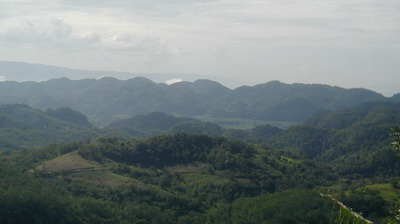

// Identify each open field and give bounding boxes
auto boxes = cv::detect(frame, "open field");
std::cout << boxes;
[364,182,400,203]
[32,151,99,173]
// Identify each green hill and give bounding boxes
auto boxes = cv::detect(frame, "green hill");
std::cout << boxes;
[269,105,400,179]
[106,111,283,142]
[0,104,100,150]
[106,112,200,137]
[1,123,398,223]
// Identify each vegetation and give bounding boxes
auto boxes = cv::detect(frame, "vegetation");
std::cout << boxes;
[390,127,400,151]
[0,104,100,150]
[0,134,338,224]
[0,127,398,223]
[105,112,283,143]
[0,80,399,223]
[268,106,400,180]
[321,194,373,224]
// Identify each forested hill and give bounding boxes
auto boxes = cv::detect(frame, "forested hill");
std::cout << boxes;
[0,104,100,150]
[106,111,283,141]
[1,104,400,222]
[0,133,338,224]
[268,104,400,178]
[0,77,390,126]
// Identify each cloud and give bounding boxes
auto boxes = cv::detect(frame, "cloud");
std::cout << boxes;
[107,33,171,52]
[0,76,6,81]
[0,15,174,65]
[164,78,182,85]
[73,30,101,43]
[0,0,399,95]
[2,17,72,43]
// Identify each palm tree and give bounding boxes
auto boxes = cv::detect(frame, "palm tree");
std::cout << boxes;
[321,194,373,224]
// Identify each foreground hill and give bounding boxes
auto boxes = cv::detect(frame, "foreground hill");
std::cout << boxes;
[3,130,398,223]
[1,133,338,224]
[0,77,390,126]
[0,104,100,150]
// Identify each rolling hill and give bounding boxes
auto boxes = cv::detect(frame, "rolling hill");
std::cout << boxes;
[0,104,100,150]
[268,104,400,178]
[106,111,284,143]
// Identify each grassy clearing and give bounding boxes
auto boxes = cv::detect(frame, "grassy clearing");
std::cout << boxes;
[364,182,400,203]
[33,151,99,173]
[67,170,133,187]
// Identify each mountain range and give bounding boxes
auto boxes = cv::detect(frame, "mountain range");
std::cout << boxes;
[0,76,396,127]
[0,63,400,223]
[0,61,245,87]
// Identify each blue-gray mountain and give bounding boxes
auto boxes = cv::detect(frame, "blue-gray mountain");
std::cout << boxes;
[0,61,204,83]
[0,76,396,126]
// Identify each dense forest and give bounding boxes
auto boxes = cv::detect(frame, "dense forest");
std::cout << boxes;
[0,79,400,223]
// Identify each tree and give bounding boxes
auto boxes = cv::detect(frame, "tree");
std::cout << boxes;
[390,127,400,151]
[389,127,400,223]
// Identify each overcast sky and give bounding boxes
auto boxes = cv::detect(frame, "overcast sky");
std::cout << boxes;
[0,0,399,95]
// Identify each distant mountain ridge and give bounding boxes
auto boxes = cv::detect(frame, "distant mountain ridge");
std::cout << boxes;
[0,76,394,126]
[0,61,242,87]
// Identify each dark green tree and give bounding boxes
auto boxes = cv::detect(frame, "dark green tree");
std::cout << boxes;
[390,127,400,151]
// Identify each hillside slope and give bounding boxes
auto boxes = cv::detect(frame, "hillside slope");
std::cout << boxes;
[0,104,100,150]
[269,104,400,178]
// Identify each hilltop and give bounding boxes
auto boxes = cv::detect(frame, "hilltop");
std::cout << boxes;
[0,104,100,150]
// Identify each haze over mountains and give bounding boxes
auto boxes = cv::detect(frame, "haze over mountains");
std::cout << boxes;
[1,62,400,223]
[0,61,246,88]
[0,75,395,127]
[1,0,399,220]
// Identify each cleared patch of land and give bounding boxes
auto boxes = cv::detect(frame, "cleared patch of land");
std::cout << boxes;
[364,182,400,203]
[32,151,99,173]
[66,170,133,187]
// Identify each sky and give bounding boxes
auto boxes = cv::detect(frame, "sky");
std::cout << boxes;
[0,0,399,96]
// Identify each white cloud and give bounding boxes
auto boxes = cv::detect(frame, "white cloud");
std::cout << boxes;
[2,17,72,43]
[164,78,182,85]
[0,15,174,65]
[73,30,101,43]
[0,76,6,81]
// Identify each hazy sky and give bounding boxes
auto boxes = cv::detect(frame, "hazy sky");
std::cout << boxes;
[0,0,399,95]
